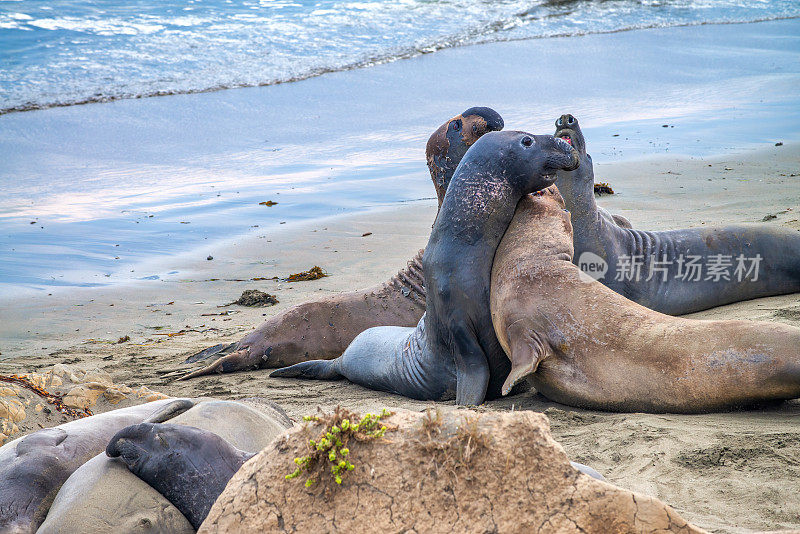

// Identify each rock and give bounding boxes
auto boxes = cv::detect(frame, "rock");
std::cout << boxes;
[82,370,113,389]
[201,408,704,534]
[63,384,107,410]
[0,365,169,445]
[0,398,25,423]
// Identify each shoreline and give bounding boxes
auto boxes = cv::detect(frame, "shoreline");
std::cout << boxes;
[3,15,798,118]
[2,18,800,297]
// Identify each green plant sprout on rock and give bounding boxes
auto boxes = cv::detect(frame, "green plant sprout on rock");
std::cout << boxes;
[285,407,393,488]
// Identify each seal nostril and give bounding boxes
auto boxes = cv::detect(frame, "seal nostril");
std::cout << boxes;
[521,136,533,147]
[567,116,575,125]
[556,118,563,127]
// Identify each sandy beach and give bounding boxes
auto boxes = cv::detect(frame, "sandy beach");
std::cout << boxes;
[3,142,799,533]
[1,17,800,534]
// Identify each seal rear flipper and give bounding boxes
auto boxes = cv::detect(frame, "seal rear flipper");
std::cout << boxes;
[501,320,549,396]
[184,342,236,363]
[270,359,343,380]
[176,349,259,381]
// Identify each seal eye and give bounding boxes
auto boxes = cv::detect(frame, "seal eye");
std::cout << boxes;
[452,120,462,132]
[472,123,478,135]
[556,118,563,127]
[521,136,533,147]
[567,116,575,125]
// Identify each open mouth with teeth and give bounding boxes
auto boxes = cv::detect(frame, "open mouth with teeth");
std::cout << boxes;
[556,130,573,146]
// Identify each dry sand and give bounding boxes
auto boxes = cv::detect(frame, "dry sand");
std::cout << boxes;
[1,143,799,533]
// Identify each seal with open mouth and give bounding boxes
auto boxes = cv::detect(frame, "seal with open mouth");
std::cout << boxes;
[555,113,800,315]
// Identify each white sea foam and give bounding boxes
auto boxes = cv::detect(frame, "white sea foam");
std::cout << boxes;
[1,0,799,113]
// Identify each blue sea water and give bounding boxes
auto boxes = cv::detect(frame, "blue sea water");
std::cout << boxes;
[0,1,799,297]
[1,0,799,113]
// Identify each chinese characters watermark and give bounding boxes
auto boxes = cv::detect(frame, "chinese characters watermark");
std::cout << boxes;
[578,252,762,283]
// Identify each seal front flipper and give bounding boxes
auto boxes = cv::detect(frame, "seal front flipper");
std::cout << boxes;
[500,319,550,396]
[450,324,491,405]
[143,398,195,423]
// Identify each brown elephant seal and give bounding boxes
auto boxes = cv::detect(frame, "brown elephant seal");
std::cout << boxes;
[0,398,193,533]
[37,399,292,534]
[178,107,504,380]
[490,186,800,413]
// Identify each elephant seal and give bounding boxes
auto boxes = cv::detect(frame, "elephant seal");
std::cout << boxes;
[491,186,800,413]
[271,131,579,405]
[0,398,193,534]
[555,113,800,315]
[553,117,631,229]
[107,423,255,530]
[178,107,504,380]
[37,399,291,534]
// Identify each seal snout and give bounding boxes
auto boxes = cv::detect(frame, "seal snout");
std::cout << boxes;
[551,136,580,171]
[107,423,160,468]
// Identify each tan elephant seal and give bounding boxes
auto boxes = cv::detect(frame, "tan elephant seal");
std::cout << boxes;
[491,186,800,413]
[37,399,292,534]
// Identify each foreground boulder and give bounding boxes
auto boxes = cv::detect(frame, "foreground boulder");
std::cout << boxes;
[201,408,704,533]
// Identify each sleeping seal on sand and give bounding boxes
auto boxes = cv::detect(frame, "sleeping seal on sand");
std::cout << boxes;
[178,107,504,380]
[491,186,800,413]
[271,130,579,404]
[107,423,255,530]
[0,398,193,533]
[37,399,291,534]
[555,113,800,315]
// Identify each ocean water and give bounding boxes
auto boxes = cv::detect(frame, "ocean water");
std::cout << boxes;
[0,3,799,298]
[1,0,799,114]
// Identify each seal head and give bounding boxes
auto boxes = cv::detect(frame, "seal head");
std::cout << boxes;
[427,107,505,205]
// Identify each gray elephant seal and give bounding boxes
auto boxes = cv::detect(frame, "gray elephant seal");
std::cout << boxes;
[555,113,800,315]
[0,398,193,533]
[177,107,504,380]
[107,423,255,529]
[491,186,800,413]
[38,399,291,534]
[271,131,579,405]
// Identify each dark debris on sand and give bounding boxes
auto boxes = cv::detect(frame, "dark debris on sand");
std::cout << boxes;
[594,183,615,196]
[229,289,279,307]
[285,266,328,282]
